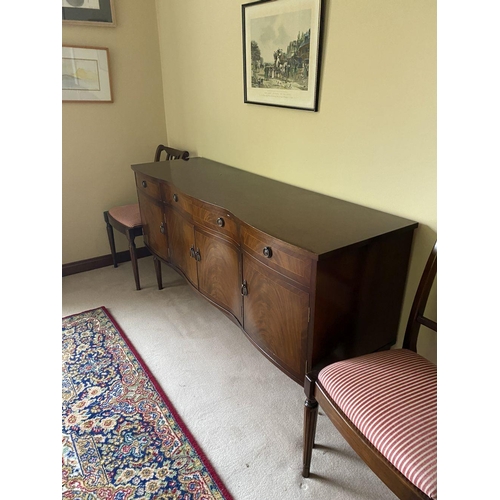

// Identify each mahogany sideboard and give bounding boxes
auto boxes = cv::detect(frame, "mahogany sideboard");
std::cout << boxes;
[132,157,418,385]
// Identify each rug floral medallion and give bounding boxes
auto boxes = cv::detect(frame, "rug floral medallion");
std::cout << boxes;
[62,306,232,500]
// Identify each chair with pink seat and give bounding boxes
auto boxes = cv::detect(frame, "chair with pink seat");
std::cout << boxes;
[103,145,189,290]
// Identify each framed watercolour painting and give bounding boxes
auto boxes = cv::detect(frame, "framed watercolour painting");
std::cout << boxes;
[242,0,324,111]
[62,0,116,27]
[62,46,113,103]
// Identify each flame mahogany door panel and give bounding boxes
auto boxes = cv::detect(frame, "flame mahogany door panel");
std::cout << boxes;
[165,207,198,287]
[242,252,310,381]
[137,190,168,262]
[195,229,242,324]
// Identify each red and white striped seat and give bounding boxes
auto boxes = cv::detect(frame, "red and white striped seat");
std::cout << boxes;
[318,349,437,499]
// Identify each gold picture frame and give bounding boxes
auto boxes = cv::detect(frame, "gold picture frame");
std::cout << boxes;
[62,46,113,103]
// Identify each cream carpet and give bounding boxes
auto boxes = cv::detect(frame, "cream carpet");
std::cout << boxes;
[62,256,397,500]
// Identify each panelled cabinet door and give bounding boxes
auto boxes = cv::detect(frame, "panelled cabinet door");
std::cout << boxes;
[195,229,242,324]
[242,253,310,382]
[165,207,198,287]
[137,191,168,261]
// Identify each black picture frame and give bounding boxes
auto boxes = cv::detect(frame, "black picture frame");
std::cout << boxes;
[242,0,324,111]
[62,0,116,27]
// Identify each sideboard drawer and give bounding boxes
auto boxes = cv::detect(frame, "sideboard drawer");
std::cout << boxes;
[161,183,193,216]
[241,224,313,287]
[192,201,239,244]
[136,173,160,200]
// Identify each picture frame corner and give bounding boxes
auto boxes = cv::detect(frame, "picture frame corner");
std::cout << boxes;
[62,0,116,28]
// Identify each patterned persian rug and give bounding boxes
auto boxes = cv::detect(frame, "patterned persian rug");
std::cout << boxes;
[62,306,232,500]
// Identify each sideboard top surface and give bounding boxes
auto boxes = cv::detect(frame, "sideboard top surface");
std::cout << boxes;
[132,157,418,257]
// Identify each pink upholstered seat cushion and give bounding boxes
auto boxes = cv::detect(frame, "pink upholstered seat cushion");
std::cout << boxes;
[108,203,142,228]
[318,349,437,499]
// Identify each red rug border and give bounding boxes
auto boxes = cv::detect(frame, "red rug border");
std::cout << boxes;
[63,305,234,500]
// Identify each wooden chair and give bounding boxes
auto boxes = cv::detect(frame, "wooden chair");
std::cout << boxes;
[103,145,189,290]
[303,242,437,500]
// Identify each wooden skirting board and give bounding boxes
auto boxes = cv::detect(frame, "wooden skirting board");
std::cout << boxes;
[62,247,151,277]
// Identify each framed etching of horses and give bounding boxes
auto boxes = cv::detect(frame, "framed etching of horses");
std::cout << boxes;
[242,0,324,111]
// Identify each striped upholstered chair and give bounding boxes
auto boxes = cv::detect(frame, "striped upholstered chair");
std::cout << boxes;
[303,241,437,500]
[103,145,189,290]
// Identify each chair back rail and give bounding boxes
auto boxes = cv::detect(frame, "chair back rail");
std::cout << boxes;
[154,144,190,162]
[403,241,437,351]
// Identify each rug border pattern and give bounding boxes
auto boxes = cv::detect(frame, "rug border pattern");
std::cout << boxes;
[62,306,234,500]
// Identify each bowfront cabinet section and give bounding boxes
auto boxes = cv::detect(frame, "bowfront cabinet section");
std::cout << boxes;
[242,253,310,381]
[165,206,198,287]
[164,197,243,324]
[196,230,242,324]
[136,175,168,262]
[132,158,419,386]
[239,223,315,381]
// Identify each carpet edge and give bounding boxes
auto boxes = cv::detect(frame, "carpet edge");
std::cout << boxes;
[63,305,235,500]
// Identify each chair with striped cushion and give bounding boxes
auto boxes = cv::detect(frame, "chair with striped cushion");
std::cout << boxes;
[302,241,437,500]
[103,145,189,290]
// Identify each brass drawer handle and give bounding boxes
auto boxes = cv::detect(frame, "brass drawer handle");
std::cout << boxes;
[241,280,248,296]
[216,217,225,227]
[263,246,272,258]
[173,194,178,202]
[142,180,147,188]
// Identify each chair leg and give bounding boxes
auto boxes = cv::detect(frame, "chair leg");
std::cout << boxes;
[302,372,319,478]
[127,230,141,291]
[103,212,118,268]
[153,255,163,290]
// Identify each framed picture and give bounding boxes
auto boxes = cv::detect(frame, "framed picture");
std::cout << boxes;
[242,0,324,111]
[62,46,113,102]
[62,0,116,27]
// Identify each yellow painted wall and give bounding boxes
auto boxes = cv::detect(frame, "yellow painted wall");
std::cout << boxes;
[62,0,436,360]
[62,0,167,264]
[156,0,437,360]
